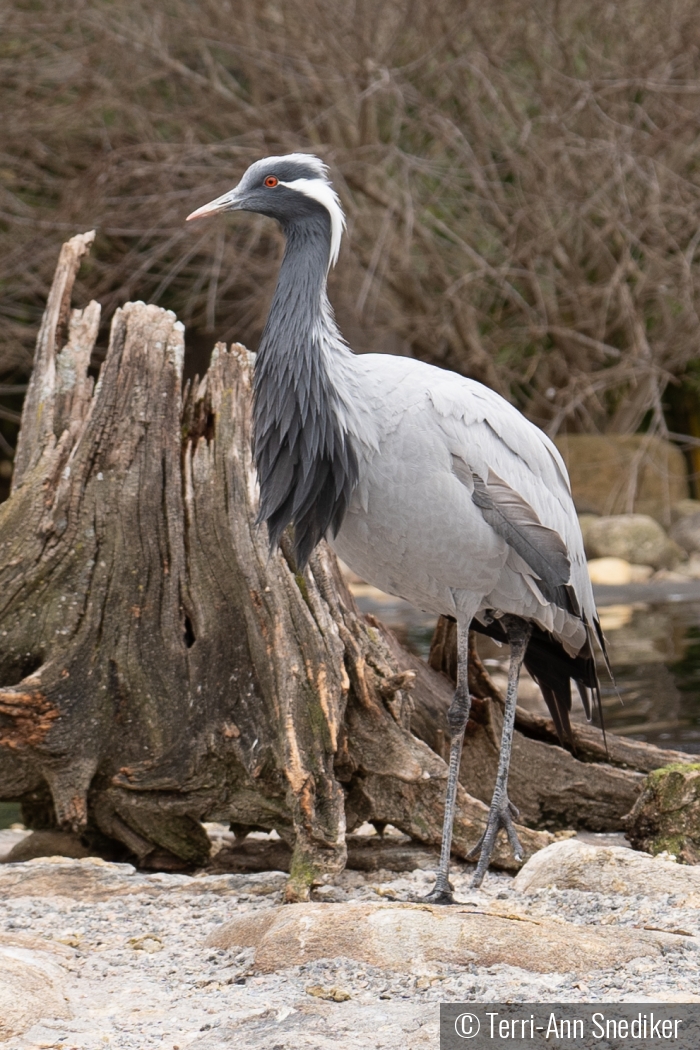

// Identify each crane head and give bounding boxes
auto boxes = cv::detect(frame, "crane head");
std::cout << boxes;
[186,153,346,267]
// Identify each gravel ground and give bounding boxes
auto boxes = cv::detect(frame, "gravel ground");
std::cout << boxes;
[2,837,700,1049]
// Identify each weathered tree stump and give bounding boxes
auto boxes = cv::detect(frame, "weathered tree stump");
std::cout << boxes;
[0,235,695,896]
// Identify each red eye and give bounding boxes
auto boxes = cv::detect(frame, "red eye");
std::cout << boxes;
[264,175,278,188]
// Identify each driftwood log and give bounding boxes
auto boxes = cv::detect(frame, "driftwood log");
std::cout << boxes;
[0,234,694,897]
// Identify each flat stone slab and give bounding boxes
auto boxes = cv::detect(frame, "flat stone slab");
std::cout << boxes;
[513,838,700,904]
[0,938,71,1041]
[0,855,286,900]
[205,899,688,976]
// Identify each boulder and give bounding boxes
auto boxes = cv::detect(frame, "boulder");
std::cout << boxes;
[671,499,700,523]
[625,763,700,864]
[0,942,71,1041]
[584,514,684,569]
[586,557,653,585]
[513,838,700,902]
[554,434,688,521]
[0,829,30,862]
[3,830,92,864]
[577,513,599,548]
[679,553,700,579]
[670,511,700,555]
[205,900,688,976]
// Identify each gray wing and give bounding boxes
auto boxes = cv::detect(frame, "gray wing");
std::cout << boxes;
[425,369,599,637]
[349,353,597,630]
[348,353,607,742]
[466,464,579,616]
[428,371,609,739]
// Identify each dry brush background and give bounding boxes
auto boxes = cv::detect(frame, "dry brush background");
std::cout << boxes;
[3,0,700,493]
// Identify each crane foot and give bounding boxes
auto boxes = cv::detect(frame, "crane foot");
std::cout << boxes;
[467,796,523,888]
[421,871,456,905]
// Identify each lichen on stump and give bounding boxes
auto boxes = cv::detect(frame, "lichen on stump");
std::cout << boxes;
[626,763,700,864]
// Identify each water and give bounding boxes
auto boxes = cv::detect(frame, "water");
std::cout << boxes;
[594,598,700,753]
[0,803,21,830]
[353,584,700,755]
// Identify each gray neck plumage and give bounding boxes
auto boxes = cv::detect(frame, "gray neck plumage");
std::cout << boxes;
[253,212,359,568]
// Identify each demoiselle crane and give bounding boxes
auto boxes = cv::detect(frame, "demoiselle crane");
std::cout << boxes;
[187,154,607,900]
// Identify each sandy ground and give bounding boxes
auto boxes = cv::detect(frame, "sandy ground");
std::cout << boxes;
[1,829,699,1049]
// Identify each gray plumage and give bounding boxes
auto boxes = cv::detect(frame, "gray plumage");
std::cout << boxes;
[253,211,358,566]
[187,154,608,899]
[469,467,579,615]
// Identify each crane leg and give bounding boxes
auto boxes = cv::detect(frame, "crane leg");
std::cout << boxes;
[423,623,472,905]
[468,615,532,888]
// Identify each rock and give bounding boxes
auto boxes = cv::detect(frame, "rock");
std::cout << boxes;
[586,558,654,584]
[128,935,164,953]
[205,900,687,976]
[306,984,352,1002]
[3,830,92,863]
[0,853,698,1042]
[0,944,70,1041]
[649,568,696,583]
[628,563,655,582]
[587,557,631,585]
[577,513,599,547]
[0,828,31,862]
[671,498,700,523]
[670,511,700,554]
[554,434,689,520]
[625,764,700,864]
[0,856,286,900]
[513,838,700,902]
[584,514,684,569]
[678,553,700,579]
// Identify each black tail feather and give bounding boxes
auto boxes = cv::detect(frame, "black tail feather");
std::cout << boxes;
[575,680,592,721]
[538,680,572,746]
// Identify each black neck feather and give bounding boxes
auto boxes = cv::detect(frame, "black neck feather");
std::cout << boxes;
[253,213,358,568]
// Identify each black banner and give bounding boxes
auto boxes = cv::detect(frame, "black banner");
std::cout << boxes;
[440,1003,700,1050]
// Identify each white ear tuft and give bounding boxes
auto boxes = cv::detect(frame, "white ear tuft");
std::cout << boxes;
[279,177,346,269]
[281,153,329,180]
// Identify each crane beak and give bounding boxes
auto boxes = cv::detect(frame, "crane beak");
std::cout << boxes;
[186,188,241,222]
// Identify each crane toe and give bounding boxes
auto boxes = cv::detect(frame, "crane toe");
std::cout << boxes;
[468,795,524,888]
[421,871,457,906]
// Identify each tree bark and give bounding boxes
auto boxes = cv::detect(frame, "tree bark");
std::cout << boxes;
[0,235,691,897]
